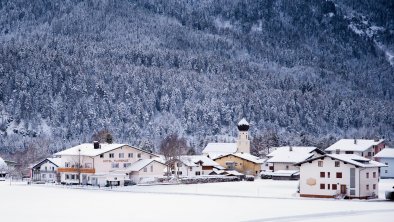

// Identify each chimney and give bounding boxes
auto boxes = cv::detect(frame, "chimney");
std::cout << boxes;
[354,139,357,144]
[93,141,100,149]
[289,146,293,152]
[374,138,379,142]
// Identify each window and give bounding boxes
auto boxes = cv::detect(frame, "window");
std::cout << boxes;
[336,172,342,178]
[124,163,131,168]
[328,184,331,190]
[366,172,369,178]
[42,174,46,178]
[177,162,183,167]
[109,153,114,158]
[335,161,340,167]
[45,166,47,171]
[100,154,104,158]
[119,153,124,158]
[111,163,119,168]
[137,153,142,158]
[320,184,325,189]
[335,149,340,154]
[66,174,70,180]
[332,184,337,190]
[320,172,325,178]
[71,175,75,180]
[361,152,364,156]
[345,151,354,154]
[65,162,70,168]
[385,170,388,173]
[368,152,371,156]
[177,171,182,175]
[327,172,330,178]
[150,165,153,172]
[366,184,369,190]
[286,165,289,170]
[143,167,147,172]
[128,153,133,158]
[195,171,201,176]
[318,161,323,167]
[49,174,52,178]
[189,167,193,171]
[385,162,388,166]
[373,172,376,178]
[373,184,376,190]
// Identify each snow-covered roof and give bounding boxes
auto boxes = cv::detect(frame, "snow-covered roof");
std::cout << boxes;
[238,118,249,126]
[202,143,237,157]
[213,152,265,164]
[325,139,384,152]
[267,146,318,157]
[120,159,165,172]
[179,155,220,167]
[47,158,62,167]
[263,170,300,177]
[297,154,386,168]
[31,157,63,169]
[267,146,318,163]
[54,143,157,157]
[224,170,244,176]
[232,153,266,164]
[374,148,394,158]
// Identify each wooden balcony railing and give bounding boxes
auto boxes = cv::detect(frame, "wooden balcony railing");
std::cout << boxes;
[57,168,95,174]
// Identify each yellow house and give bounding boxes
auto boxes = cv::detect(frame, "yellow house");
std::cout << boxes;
[213,153,265,176]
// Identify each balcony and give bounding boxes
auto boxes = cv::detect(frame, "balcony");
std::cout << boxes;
[57,168,95,174]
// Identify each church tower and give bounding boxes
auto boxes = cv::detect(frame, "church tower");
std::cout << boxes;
[237,118,250,153]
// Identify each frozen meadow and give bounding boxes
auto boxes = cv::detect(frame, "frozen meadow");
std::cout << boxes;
[1,179,393,222]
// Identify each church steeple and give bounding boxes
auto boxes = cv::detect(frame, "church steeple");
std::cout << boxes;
[237,118,250,153]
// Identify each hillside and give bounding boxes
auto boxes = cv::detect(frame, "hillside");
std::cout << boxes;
[0,0,393,155]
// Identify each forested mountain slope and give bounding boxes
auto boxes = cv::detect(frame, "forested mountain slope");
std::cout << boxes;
[0,0,393,155]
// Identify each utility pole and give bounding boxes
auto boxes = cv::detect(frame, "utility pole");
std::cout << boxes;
[78,148,81,185]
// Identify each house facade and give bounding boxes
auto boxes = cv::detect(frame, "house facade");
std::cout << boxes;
[53,142,158,186]
[213,153,265,176]
[0,156,7,181]
[325,139,385,159]
[31,158,61,183]
[374,148,394,178]
[296,154,385,199]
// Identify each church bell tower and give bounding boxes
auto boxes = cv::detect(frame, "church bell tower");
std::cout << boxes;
[237,118,250,153]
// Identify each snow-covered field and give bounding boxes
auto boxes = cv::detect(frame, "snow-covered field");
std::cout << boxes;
[1,179,393,222]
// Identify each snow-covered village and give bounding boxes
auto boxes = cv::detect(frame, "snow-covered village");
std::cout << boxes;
[1,0,394,222]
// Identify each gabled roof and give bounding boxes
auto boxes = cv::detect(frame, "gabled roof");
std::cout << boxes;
[267,146,319,157]
[202,143,237,155]
[296,154,386,168]
[31,158,62,169]
[54,143,158,157]
[325,139,384,152]
[374,148,394,158]
[116,159,166,173]
[213,152,265,164]
[266,146,320,163]
[179,155,220,167]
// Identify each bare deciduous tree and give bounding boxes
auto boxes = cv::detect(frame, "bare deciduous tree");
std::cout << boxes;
[159,134,188,178]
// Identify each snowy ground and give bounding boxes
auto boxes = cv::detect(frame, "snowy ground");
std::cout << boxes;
[1,179,393,222]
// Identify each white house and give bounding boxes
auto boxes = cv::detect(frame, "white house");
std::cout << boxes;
[374,148,394,178]
[169,155,221,177]
[202,118,250,159]
[325,139,385,159]
[30,158,62,183]
[0,156,7,181]
[53,141,159,186]
[266,146,325,172]
[296,154,386,199]
[114,159,167,184]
